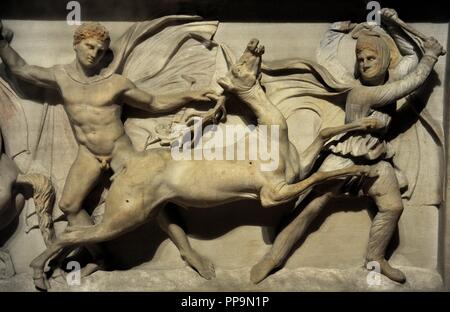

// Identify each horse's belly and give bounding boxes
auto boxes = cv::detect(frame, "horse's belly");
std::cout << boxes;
[165,160,260,207]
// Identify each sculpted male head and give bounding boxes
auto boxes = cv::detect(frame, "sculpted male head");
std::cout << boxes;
[73,22,110,69]
[355,33,391,86]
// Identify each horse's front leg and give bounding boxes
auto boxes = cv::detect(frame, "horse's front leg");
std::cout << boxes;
[299,118,383,178]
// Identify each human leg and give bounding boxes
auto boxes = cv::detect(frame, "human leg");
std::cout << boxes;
[363,161,405,283]
[58,146,102,227]
[57,146,104,274]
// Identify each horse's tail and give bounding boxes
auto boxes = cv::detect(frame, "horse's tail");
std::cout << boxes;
[17,173,55,246]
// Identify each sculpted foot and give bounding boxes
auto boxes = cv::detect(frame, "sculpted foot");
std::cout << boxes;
[250,254,277,284]
[80,260,106,278]
[182,251,216,280]
[367,259,406,284]
[378,259,406,283]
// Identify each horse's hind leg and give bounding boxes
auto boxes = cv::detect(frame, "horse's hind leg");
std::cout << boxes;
[30,223,119,291]
[30,181,164,290]
[157,205,215,279]
[261,165,370,207]
[299,118,382,178]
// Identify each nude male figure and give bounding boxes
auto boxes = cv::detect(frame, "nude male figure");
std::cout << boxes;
[0,21,214,273]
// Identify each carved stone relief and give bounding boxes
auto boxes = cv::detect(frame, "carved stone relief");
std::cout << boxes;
[0,6,448,291]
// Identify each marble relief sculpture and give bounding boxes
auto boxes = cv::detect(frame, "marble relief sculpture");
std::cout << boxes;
[0,7,446,291]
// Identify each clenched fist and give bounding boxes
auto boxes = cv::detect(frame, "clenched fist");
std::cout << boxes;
[424,36,444,57]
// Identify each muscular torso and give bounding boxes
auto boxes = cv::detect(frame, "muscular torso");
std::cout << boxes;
[54,66,132,156]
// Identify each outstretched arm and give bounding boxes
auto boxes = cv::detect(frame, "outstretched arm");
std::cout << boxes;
[121,83,215,114]
[0,22,56,89]
[348,36,443,109]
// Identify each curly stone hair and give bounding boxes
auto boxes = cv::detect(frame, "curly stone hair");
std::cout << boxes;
[73,22,110,46]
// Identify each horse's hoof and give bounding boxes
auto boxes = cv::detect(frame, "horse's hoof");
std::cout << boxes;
[198,260,216,280]
[250,256,276,284]
[183,252,216,280]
